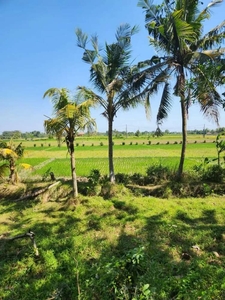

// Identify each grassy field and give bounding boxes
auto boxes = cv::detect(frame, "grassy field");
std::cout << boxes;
[13,134,219,179]
[1,189,225,299]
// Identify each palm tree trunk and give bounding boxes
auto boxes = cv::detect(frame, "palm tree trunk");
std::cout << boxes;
[177,73,187,180]
[108,117,115,183]
[9,158,16,183]
[68,135,78,197]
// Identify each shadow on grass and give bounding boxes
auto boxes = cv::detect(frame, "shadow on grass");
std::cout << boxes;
[1,197,225,299]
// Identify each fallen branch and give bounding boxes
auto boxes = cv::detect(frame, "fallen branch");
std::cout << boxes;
[2,230,39,256]
[14,181,61,201]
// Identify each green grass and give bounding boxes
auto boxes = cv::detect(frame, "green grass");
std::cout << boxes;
[1,189,225,299]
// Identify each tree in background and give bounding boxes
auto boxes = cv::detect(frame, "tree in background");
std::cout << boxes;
[43,88,96,197]
[76,24,153,183]
[137,0,225,179]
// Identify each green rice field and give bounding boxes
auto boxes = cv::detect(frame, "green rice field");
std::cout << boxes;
[15,134,220,178]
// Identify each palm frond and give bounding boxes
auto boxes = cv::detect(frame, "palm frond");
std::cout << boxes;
[77,86,107,110]
[157,82,172,125]
[76,28,88,49]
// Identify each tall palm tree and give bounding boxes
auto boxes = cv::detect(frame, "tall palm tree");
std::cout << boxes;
[76,24,151,183]
[43,88,96,197]
[137,0,225,179]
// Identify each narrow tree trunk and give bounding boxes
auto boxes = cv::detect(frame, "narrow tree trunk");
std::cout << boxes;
[9,158,16,183]
[177,73,187,180]
[68,135,78,197]
[108,117,115,183]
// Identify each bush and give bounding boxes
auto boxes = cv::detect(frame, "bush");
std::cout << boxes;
[202,164,224,183]
[79,169,102,196]
[115,173,130,185]
[146,164,172,184]
[130,173,145,185]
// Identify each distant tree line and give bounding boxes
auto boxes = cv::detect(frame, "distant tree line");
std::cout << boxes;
[0,131,47,140]
[1,128,225,140]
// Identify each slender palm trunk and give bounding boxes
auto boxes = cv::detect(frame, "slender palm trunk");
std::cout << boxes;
[108,117,115,183]
[9,158,16,183]
[68,135,78,197]
[177,72,187,180]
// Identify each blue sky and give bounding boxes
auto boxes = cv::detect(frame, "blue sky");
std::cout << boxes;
[0,0,225,134]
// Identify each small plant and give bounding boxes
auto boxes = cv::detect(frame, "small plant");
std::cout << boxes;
[42,167,52,181]
[122,142,125,145]
[215,132,225,166]
[34,144,36,147]
[100,142,104,146]
[130,141,133,145]
[76,143,79,146]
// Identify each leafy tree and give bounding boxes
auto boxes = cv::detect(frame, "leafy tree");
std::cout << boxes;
[76,24,149,183]
[43,88,96,197]
[138,0,225,179]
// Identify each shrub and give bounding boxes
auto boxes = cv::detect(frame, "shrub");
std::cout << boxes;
[130,141,133,145]
[148,140,151,145]
[202,165,224,183]
[34,144,36,147]
[76,143,79,146]
[100,142,104,146]
[130,173,145,185]
[115,173,130,185]
[146,164,172,184]
[122,142,125,145]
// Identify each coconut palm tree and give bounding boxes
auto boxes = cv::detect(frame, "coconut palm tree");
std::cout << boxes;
[137,0,225,179]
[76,23,154,183]
[43,88,96,197]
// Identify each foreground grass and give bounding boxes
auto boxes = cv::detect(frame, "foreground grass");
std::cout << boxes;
[1,185,225,299]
